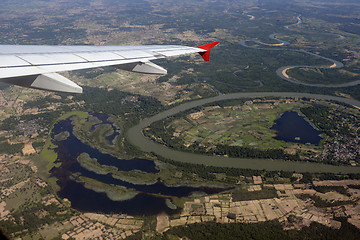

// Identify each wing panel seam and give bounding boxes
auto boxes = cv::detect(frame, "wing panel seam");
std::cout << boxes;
[15,55,33,66]
[0,56,157,69]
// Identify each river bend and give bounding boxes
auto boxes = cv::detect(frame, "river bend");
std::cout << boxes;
[127,92,360,174]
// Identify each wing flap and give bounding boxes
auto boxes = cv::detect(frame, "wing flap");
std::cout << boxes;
[114,61,167,75]
[0,55,31,67]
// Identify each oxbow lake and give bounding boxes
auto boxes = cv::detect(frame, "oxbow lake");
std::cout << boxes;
[271,111,323,145]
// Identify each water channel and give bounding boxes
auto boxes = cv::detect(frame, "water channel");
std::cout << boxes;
[51,117,227,215]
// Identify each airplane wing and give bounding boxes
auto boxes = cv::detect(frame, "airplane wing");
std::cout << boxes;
[0,41,219,94]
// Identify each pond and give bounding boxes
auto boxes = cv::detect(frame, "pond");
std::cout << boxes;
[271,111,323,145]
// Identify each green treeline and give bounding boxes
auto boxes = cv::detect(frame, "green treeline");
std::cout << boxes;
[22,95,71,110]
[207,144,300,160]
[127,220,360,240]
[1,116,22,131]
[155,153,284,182]
[164,220,360,240]
[0,111,63,136]
[313,185,349,196]
[32,141,45,151]
[71,66,116,79]
[1,202,73,236]
[232,187,278,201]
[74,87,164,127]
[154,154,360,183]
[287,68,358,85]
[297,194,354,208]
[0,141,23,154]
[301,105,359,137]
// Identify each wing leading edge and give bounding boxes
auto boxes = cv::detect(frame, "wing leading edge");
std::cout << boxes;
[0,41,219,93]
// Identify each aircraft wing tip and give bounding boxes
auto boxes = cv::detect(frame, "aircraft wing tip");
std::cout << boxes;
[196,41,220,62]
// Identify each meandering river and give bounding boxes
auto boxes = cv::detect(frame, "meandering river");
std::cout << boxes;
[240,14,360,88]
[127,92,360,174]
[51,14,360,216]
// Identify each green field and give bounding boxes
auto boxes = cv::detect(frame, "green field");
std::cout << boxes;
[287,68,359,84]
[145,97,360,165]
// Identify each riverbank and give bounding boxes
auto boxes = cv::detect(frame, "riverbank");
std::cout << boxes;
[127,92,360,173]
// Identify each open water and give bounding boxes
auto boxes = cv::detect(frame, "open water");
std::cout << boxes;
[51,116,225,215]
[271,111,323,145]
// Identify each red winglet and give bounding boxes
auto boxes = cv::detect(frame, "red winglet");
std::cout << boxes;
[196,41,220,62]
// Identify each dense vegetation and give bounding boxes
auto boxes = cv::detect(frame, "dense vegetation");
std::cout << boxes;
[313,185,349,196]
[74,87,164,127]
[300,105,360,138]
[0,112,63,132]
[22,95,71,110]
[300,104,360,164]
[232,187,278,201]
[0,87,164,138]
[0,141,24,155]
[127,220,360,240]
[1,202,73,235]
[287,68,358,85]
[155,154,360,183]
[296,194,354,208]
[206,144,300,160]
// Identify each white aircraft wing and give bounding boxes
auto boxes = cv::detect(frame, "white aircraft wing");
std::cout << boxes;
[0,41,219,94]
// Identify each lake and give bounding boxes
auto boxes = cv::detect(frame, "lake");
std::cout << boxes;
[51,116,226,216]
[271,111,323,145]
